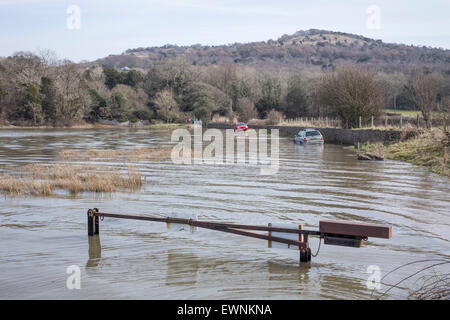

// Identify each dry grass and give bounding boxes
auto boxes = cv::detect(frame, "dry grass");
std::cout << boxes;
[0,175,54,196]
[409,273,449,300]
[356,129,449,176]
[279,117,342,128]
[0,163,144,196]
[210,115,235,124]
[247,118,269,126]
[58,147,172,162]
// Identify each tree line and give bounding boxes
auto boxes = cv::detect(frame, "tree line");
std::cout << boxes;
[0,50,449,129]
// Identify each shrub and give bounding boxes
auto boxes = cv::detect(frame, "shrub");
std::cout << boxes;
[266,109,283,125]
[236,97,258,122]
[132,109,153,121]
[109,92,129,122]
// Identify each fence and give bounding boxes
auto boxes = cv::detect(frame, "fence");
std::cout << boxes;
[281,117,342,128]
[281,114,445,130]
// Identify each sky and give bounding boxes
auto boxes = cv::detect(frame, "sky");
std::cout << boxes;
[0,0,449,62]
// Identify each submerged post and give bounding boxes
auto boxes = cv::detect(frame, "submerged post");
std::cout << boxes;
[94,208,99,235]
[87,209,94,236]
[299,234,311,263]
[87,208,100,236]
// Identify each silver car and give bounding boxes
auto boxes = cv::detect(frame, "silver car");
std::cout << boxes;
[294,129,324,144]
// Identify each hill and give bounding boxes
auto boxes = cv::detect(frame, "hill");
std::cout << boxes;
[91,29,450,73]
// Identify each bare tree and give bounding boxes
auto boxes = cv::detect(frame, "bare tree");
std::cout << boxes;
[236,97,258,122]
[316,66,386,128]
[408,72,438,129]
[377,72,407,110]
[440,95,450,133]
[153,89,179,122]
[54,62,90,125]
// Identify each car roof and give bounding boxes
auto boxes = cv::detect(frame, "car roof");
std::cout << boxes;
[299,128,321,132]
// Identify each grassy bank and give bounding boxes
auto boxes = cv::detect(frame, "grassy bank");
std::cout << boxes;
[350,129,449,176]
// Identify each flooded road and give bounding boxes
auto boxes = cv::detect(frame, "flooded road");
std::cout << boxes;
[0,128,449,299]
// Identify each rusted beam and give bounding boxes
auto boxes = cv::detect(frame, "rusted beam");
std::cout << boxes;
[94,212,320,236]
[198,223,307,249]
[95,212,167,223]
[93,211,308,248]
[319,220,392,239]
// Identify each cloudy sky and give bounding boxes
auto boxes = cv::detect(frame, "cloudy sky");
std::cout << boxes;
[0,0,449,62]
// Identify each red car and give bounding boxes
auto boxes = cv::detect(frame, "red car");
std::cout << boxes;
[233,122,248,131]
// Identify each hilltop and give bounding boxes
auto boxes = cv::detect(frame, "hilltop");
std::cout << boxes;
[91,29,450,73]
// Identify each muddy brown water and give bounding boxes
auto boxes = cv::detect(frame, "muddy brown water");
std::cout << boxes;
[0,128,449,299]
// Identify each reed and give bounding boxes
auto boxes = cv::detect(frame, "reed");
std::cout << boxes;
[0,174,55,196]
[0,163,144,196]
[58,147,172,162]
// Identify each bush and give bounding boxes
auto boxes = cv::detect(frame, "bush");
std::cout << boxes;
[255,75,282,118]
[103,68,124,89]
[109,92,129,122]
[284,80,309,118]
[153,89,180,122]
[87,89,108,122]
[236,97,258,122]
[266,109,283,125]
[132,109,153,121]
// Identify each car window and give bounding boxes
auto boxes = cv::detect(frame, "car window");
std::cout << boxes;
[306,131,321,137]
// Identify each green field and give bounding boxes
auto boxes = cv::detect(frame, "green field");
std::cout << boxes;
[385,109,421,117]
[385,109,443,119]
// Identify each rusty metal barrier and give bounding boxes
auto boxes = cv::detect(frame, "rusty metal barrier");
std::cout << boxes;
[87,208,392,264]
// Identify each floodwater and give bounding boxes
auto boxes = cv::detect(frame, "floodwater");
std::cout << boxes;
[0,128,449,300]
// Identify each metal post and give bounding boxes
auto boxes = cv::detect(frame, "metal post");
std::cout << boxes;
[87,208,100,236]
[299,234,311,263]
[87,209,94,236]
[94,208,99,235]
